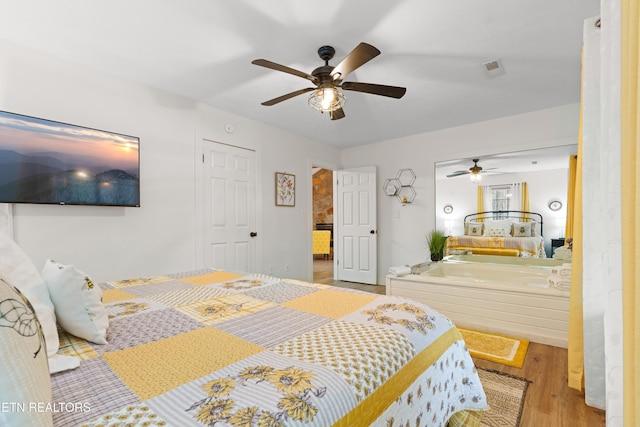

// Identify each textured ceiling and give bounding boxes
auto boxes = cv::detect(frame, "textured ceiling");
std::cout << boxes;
[0,0,600,148]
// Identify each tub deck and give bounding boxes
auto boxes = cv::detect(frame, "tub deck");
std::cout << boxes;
[386,257,570,347]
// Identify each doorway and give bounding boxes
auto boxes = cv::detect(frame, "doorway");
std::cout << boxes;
[312,166,334,282]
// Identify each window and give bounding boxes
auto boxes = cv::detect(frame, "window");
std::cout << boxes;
[490,186,511,218]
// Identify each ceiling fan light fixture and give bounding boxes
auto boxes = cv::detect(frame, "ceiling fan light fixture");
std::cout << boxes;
[470,171,482,182]
[308,84,345,113]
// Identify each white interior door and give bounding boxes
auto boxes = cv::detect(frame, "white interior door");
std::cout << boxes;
[335,166,377,284]
[203,141,257,271]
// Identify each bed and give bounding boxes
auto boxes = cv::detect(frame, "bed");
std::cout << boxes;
[445,210,546,258]
[1,232,488,427]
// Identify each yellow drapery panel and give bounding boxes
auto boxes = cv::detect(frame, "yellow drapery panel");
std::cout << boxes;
[476,185,484,221]
[568,49,585,392]
[621,0,639,425]
[521,182,529,221]
[565,155,578,240]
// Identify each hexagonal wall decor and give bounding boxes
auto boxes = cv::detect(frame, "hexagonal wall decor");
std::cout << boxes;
[395,168,416,187]
[384,168,416,204]
[383,178,400,196]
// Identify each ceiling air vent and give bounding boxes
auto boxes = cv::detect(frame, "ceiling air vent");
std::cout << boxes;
[482,59,505,78]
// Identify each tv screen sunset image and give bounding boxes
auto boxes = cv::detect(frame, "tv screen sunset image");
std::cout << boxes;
[0,111,140,207]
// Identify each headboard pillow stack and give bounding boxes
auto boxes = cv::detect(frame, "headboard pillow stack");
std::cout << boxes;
[0,277,54,427]
[464,219,540,237]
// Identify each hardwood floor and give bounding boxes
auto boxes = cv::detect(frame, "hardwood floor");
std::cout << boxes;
[313,256,385,293]
[312,258,606,427]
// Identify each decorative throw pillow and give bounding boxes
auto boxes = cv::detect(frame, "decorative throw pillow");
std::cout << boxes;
[465,221,484,236]
[530,221,540,236]
[0,277,53,427]
[484,227,506,237]
[42,259,109,345]
[0,233,59,362]
[512,222,532,237]
[482,219,513,237]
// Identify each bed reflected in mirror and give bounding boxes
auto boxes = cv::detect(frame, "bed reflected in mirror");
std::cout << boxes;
[435,145,577,258]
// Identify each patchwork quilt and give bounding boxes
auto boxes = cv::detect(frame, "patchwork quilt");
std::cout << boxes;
[446,235,546,258]
[51,269,487,426]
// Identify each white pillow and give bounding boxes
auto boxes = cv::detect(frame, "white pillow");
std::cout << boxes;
[530,221,540,236]
[0,277,53,427]
[482,219,513,237]
[0,233,59,362]
[512,222,532,237]
[465,221,484,236]
[42,259,109,345]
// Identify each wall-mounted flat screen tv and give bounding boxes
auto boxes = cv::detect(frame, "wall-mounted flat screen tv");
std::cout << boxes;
[0,110,140,207]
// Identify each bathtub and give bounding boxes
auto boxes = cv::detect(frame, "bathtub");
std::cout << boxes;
[386,255,570,347]
[418,254,566,287]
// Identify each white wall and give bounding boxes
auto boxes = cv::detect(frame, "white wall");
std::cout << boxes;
[0,39,581,286]
[0,39,341,282]
[341,104,579,283]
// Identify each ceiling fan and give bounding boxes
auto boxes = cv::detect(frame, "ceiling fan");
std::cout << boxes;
[446,159,498,181]
[251,42,406,120]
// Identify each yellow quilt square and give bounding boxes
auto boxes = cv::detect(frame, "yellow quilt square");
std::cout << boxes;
[102,288,138,303]
[108,276,173,288]
[102,327,263,400]
[180,271,244,286]
[281,289,377,319]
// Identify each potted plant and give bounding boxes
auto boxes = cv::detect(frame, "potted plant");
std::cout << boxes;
[427,229,447,262]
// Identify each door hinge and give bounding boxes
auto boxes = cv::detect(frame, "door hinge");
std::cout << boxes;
[202,154,205,163]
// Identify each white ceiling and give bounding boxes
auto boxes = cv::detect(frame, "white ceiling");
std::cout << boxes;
[435,144,578,181]
[0,0,600,149]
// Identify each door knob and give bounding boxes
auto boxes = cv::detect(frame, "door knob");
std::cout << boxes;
[250,232,257,237]
[370,230,376,234]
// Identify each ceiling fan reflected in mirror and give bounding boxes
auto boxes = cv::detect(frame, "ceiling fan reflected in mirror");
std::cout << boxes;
[251,42,407,120]
[446,159,498,182]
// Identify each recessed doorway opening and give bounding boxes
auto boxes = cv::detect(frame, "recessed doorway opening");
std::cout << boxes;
[312,166,334,282]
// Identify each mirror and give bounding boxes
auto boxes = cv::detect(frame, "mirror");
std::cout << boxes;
[435,145,578,256]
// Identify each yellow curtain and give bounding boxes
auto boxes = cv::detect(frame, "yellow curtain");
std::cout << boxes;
[621,0,639,425]
[568,49,585,391]
[521,182,529,221]
[565,155,578,240]
[477,185,484,221]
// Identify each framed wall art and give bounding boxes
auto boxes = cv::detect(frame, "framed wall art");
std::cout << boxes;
[275,172,295,206]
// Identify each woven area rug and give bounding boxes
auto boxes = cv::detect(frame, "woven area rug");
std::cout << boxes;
[478,368,529,427]
[458,328,530,368]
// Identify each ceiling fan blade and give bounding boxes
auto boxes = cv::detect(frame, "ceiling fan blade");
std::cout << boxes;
[330,42,380,81]
[330,107,345,120]
[260,88,315,106]
[341,82,406,99]
[252,59,318,83]
[446,170,471,178]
